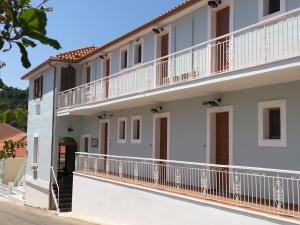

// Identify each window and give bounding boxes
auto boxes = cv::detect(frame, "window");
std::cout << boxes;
[134,42,143,64]
[120,47,128,70]
[260,0,285,19]
[118,118,127,143]
[84,137,89,152]
[131,116,142,143]
[34,76,43,99]
[33,136,39,165]
[258,100,287,147]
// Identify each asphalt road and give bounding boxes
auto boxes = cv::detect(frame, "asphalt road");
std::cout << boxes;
[0,200,97,225]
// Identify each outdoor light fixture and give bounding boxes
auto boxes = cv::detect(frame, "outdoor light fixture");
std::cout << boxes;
[208,0,221,8]
[152,26,164,34]
[150,106,163,113]
[99,55,104,59]
[202,98,222,107]
[67,127,74,132]
[68,64,74,69]
[97,113,107,119]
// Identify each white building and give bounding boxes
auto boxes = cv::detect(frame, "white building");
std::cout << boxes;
[22,0,300,224]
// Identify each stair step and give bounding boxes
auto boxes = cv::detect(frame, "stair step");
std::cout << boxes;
[59,207,72,212]
[59,202,72,208]
[58,198,72,204]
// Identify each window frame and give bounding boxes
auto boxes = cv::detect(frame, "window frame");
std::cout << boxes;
[258,99,287,147]
[133,39,144,65]
[119,45,129,70]
[33,134,39,167]
[131,115,142,144]
[83,63,92,84]
[33,75,43,100]
[117,117,127,144]
[259,0,286,21]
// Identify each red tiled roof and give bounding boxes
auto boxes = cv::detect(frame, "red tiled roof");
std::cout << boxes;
[0,123,23,140]
[0,132,27,158]
[53,46,99,63]
[21,46,99,80]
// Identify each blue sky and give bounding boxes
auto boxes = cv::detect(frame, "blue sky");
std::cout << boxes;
[0,0,183,90]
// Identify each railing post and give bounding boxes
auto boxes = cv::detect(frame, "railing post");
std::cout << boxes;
[207,42,212,76]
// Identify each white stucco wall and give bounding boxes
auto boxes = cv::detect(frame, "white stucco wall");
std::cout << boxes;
[72,173,296,225]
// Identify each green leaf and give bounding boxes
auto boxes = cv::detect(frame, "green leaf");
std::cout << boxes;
[23,30,61,49]
[22,37,36,47]
[16,42,31,68]
[18,8,47,35]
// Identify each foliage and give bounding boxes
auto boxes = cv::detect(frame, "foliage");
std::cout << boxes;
[0,0,61,68]
[0,140,25,159]
[0,79,28,130]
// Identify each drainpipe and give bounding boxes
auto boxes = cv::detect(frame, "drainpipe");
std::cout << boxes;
[48,60,57,210]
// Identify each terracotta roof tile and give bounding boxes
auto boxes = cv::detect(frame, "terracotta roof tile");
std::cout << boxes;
[53,46,99,62]
[0,123,23,140]
[0,133,27,158]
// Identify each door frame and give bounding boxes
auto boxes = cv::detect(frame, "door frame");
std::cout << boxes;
[80,134,91,153]
[152,112,170,160]
[99,119,110,155]
[206,105,233,165]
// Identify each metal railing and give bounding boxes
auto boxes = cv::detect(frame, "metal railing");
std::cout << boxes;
[50,166,60,213]
[75,152,300,220]
[58,8,300,110]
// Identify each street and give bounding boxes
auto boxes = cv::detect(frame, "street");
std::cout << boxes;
[0,200,97,225]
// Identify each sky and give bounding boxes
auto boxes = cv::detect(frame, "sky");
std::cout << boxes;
[0,0,183,90]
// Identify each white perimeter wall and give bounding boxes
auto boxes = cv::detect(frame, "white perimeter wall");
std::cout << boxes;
[72,173,297,225]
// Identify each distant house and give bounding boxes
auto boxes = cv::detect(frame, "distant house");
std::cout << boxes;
[0,123,26,184]
[0,123,23,140]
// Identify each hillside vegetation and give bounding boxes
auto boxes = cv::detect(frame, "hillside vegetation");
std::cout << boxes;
[0,79,28,131]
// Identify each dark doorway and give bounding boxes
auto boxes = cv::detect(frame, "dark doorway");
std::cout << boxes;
[157,33,169,86]
[58,137,77,180]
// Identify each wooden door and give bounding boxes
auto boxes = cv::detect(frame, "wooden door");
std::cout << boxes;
[216,7,230,72]
[101,122,109,172]
[215,112,229,194]
[158,34,169,86]
[60,67,76,92]
[86,66,91,83]
[103,58,110,99]
[159,117,168,183]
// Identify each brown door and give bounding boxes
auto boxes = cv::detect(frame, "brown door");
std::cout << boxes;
[215,112,229,194]
[216,7,230,72]
[101,122,109,172]
[103,58,110,99]
[60,67,76,92]
[159,117,168,183]
[158,34,169,86]
[86,66,91,83]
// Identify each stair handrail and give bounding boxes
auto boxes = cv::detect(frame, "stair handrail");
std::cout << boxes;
[50,166,60,213]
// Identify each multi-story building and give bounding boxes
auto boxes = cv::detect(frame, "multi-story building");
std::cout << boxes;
[22,0,300,224]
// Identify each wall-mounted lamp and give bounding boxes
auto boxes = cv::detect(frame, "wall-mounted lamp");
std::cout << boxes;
[97,113,107,119]
[150,106,163,113]
[99,55,104,59]
[152,26,164,34]
[202,98,222,107]
[208,0,221,8]
[67,127,74,132]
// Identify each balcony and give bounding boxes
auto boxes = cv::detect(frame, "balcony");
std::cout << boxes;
[75,152,300,222]
[57,8,300,113]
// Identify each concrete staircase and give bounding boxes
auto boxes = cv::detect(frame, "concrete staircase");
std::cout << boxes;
[52,176,73,213]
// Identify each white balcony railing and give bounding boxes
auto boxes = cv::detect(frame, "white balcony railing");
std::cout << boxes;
[58,8,300,110]
[75,152,300,220]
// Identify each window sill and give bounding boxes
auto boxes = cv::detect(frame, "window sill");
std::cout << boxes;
[260,10,284,21]
[117,139,126,144]
[258,139,287,148]
[131,139,141,144]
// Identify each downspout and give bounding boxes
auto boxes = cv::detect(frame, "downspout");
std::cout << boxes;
[48,60,57,210]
